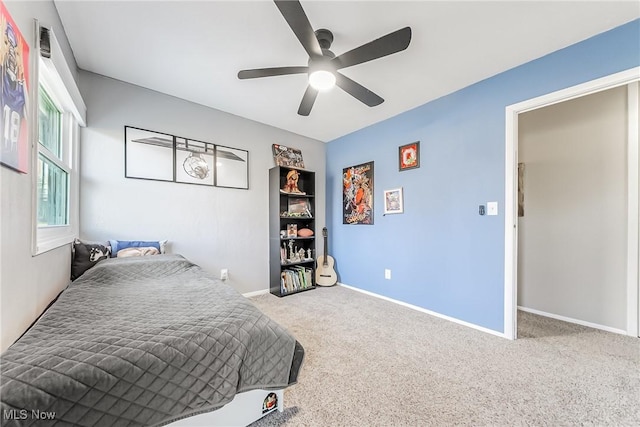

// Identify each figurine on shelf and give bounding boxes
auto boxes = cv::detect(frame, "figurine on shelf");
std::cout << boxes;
[281,169,306,194]
[288,240,296,262]
[307,248,312,259]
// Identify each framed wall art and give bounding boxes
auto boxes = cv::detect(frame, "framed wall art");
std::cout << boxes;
[215,145,249,189]
[399,141,420,171]
[343,161,374,225]
[176,137,214,186]
[124,126,249,189]
[125,127,174,182]
[0,2,30,173]
[383,187,404,215]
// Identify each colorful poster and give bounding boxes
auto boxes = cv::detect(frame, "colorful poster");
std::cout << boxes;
[0,0,29,173]
[343,161,374,225]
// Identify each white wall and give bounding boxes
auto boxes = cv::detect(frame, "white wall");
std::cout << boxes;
[517,86,628,330]
[78,71,326,294]
[0,1,79,352]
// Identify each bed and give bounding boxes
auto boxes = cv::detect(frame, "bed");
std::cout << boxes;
[0,255,304,426]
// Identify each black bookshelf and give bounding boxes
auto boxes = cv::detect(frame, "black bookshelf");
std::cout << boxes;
[269,167,316,296]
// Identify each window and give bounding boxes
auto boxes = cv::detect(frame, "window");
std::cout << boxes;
[32,25,85,255]
[37,86,68,227]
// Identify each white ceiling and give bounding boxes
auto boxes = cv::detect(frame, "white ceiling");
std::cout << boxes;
[54,1,639,142]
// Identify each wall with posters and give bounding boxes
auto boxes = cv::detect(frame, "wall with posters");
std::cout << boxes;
[326,19,640,335]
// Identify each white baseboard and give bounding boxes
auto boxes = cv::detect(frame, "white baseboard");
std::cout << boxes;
[518,306,627,335]
[339,283,508,339]
[243,289,270,298]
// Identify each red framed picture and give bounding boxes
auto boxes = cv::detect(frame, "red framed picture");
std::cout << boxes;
[399,141,420,171]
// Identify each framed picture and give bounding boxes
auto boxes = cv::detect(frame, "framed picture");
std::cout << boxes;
[125,126,174,182]
[272,144,304,169]
[383,188,404,215]
[175,137,214,186]
[0,2,30,173]
[215,145,249,189]
[399,141,420,171]
[124,126,250,189]
[343,161,374,225]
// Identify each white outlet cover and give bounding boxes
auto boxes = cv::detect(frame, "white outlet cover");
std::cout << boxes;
[384,269,391,279]
[487,201,498,216]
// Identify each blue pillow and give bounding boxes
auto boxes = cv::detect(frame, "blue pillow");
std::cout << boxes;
[109,240,167,257]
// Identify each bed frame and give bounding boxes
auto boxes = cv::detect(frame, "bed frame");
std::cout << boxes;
[168,389,284,426]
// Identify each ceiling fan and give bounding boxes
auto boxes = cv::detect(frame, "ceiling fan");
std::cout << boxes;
[238,0,412,116]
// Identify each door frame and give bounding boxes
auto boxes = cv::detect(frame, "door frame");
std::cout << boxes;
[504,67,640,339]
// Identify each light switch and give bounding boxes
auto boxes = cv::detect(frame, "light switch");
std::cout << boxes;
[487,201,498,216]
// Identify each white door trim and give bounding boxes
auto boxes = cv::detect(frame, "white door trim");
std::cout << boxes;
[627,82,639,337]
[504,67,640,340]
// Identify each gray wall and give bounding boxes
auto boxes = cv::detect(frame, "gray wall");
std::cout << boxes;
[0,1,79,352]
[517,86,629,330]
[78,71,326,295]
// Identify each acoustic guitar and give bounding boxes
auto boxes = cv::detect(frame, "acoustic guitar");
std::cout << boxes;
[316,227,337,286]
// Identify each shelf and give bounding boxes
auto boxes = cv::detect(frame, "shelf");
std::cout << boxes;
[270,166,316,298]
[281,259,314,267]
[280,285,316,296]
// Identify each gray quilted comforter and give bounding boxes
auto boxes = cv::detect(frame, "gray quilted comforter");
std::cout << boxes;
[1,255,300,426]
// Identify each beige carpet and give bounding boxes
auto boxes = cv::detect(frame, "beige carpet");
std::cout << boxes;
[248,285,640,427]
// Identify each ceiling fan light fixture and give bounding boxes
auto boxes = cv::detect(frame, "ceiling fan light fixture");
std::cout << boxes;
[308,69,335,91]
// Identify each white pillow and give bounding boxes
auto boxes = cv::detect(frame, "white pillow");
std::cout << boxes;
[117,247,160,257]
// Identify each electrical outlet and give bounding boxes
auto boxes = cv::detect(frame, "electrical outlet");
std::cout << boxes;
[384,269,391,280]
[487,201,498,216]
[220,269,229,280]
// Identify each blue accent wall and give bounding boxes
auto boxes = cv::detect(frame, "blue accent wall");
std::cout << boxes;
[326,20,640,333]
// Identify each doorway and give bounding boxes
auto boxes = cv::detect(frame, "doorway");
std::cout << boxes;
[504,68,640,339]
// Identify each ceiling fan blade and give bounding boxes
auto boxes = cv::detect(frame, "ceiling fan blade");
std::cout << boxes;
[335,72,384,107]
[274,0,323,59]
[238,66,308,79]
[332,27,412,70]
[298,85,319,116]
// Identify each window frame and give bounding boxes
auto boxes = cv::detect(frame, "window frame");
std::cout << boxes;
[31,47,79,255]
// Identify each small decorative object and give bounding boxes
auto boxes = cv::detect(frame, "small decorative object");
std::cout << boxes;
[297,228,313,237]
[288,240,294,261]
[383,187,404,214]
[0,2,30,174]
[343,161,374,225]
[281,169,305,194]
[280,230,286,238]
[399,141,420,171]
[287,224,298,238]
[272,144,304,169]
[307,248,312,259]
[288,198,311,216]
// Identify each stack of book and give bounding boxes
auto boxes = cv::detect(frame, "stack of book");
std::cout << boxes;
[280,267,313,294]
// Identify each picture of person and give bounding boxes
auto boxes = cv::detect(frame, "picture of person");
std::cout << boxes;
[0,3,29,173]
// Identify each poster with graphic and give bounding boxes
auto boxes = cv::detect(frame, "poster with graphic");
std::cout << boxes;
[343,161,374,225]
[0,0,29,173]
